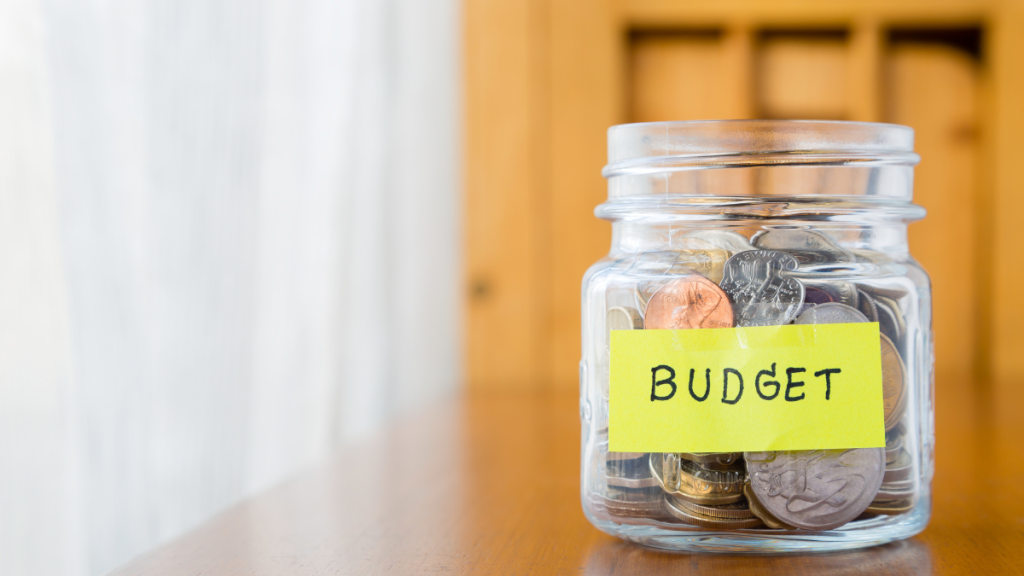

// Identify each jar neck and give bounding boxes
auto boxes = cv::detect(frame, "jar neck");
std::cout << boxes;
[608,218,911,260]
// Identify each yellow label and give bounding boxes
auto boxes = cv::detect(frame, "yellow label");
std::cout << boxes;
[609,323,885,453]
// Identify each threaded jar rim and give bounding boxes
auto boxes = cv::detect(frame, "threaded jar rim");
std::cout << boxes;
[603,120,919,179]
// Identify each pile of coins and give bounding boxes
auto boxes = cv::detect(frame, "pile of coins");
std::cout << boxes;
[593,228,916,531]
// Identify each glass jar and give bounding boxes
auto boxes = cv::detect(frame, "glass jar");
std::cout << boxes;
[580,120,932,552]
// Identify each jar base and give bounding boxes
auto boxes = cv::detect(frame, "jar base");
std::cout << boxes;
[585,501,930,554]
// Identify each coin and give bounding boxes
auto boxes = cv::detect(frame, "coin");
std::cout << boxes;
[743,482,795,530]
[873,480,915,502]
[804,286,838,305]
[875,294,907,340]
[650,453,745,505]
[880,333,908,431]
[607,453,656,488]
[751,228,854,266]
[597,487,669,519]
[669,496,757,520]
[745,449,885,530]
[883,450,913,483]
[663,495,765,529]
[886,432,903,465]
[670,249,730,284]
[865,498,915,515]
[856,288,879,322]
[607,306,642,331]
[679,230,754,253]
[794,302,870,325]
[719,250,804,326]
[872,295,906,347]
[804,281,859,308]
[679,452,744,471]
[644,275,734,330]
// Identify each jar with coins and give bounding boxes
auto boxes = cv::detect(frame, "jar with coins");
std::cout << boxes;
[580,121,932,552]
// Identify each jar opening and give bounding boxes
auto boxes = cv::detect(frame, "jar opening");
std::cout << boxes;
[603,120,919,203]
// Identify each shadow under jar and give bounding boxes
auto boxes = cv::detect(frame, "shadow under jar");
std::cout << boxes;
[580,120,933,553]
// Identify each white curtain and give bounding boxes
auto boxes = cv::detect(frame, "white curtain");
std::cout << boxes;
[0,0,461,573]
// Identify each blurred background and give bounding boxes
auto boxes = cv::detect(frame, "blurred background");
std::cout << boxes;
[4,0,1024,574]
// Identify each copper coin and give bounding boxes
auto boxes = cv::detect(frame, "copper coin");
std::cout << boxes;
[644,275,734,330]
[881,333,907,431]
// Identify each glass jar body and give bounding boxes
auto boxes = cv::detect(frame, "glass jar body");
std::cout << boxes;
[580,213,934,553]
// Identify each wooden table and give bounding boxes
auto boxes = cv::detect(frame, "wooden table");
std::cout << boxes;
[111,385,1024,575]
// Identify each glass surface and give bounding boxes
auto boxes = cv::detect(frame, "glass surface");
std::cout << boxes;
[580,120,933,553]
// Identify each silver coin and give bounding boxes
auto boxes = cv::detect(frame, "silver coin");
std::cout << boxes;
[802,281,859,308]
[794,302,870,325]
[856,289,879,322]
[679,230,754,253]
[751,229,854,266]
[883,449,913,483]
[872,296,903,346]
[873,482,916,502]
[607,306,642,331]
[719,250,805,327]
[745,449,885,530]
[874,294,906,343]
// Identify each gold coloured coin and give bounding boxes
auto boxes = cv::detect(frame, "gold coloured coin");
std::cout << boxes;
[679,452,744,471]
[880,333,908,431]
[649,453,745,505]
[663,495,764,529]
[669,496,756,520]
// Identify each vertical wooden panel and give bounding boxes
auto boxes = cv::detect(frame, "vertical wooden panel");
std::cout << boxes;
[546,0,621,389]
[464,0,548,389]
[756,32,849,119]
[886,43,980,384]
[721,25,756,118]
[989,10,1024,387]
[465,0,1008,394]
[630,32,731,121]
[849,21,882,122]
[630,28,753,121]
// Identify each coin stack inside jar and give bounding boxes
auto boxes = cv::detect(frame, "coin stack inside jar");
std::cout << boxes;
[597,228,915,531]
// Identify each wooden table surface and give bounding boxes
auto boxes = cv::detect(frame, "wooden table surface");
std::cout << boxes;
[111,383,1024,575]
